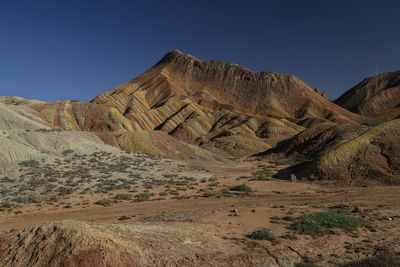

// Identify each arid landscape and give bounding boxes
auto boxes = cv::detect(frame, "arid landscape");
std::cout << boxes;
[0,50,399,266]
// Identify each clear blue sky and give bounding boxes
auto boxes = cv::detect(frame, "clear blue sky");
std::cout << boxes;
[0,0,399,102]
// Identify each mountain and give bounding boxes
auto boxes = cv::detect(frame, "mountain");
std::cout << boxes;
[78,50,359,155]
[26,50,361,157]
[92,50,358,121]
[7,50,349,160]
[2,50,398,184]
[335,71,400,117]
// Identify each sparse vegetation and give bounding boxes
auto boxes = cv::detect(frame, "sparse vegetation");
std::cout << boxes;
[62,149,75,156]
[57,186,74,195]
[230,184,252,192]
[19,160,40,168]
[134,193,151,201]
[290,208,366,235]
[203,191,216,197]
[247,228,276,241]
[35,128,62,133]
[290,219,323,235]
[270,216,279,223]
[113,193,132,200]
[339,253,400,267]
[280,233,297,240]
[94,199,112,206]
[13,194,39,203]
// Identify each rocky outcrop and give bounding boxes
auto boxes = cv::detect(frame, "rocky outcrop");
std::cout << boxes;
[263,115,400,184]
[0,220,223,267]
[309,119,400,184]
[0,97,117,166]
[0,220,307,267]
[279,119,400,185]
[335,71,400,117]
[267,123,363,156]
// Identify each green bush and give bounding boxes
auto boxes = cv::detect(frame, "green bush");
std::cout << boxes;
[247,228,276,241]
[290,208,366,235]
[113,193,132,200]
[290,219,323,235]
[134,193,151,200]
[270,215,280,224]
[203,191,216,197]
[230,184,252,192]
[94,199,111,206]
[329,204,348,209]
[306,209,366,229]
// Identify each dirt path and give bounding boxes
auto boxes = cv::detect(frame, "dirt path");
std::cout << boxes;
[2,184,399,233]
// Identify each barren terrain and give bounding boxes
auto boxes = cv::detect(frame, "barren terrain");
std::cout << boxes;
[1,156,399,266]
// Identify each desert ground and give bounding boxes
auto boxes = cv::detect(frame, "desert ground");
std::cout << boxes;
[1,154,399,266]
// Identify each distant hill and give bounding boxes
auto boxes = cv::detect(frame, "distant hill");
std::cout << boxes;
[335,71,400,117]
[1,50,399,184]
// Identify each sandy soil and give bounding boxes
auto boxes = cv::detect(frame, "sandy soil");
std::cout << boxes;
[0,157,399,266]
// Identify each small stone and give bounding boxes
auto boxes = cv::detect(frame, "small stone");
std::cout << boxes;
[229,208,239,216]
[352,206,364,214]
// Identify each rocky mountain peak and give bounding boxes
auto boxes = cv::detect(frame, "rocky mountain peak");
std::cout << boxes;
[155,49,197,66]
